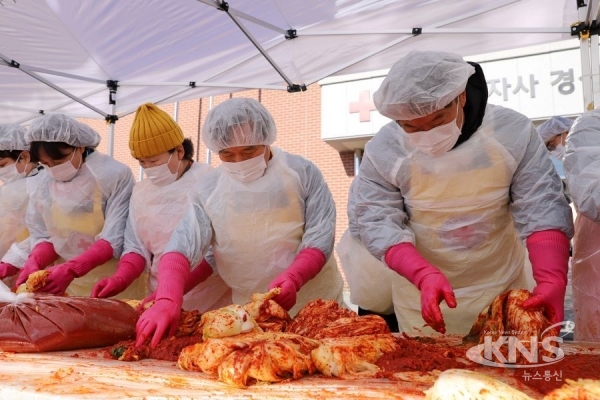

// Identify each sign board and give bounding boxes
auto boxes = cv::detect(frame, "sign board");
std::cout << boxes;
[321,76,387,144]
[477,47,584,119]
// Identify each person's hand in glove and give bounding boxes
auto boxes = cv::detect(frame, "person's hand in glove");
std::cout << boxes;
[418,273,456,333]
[136,252,190,348]
[39,239,114,295]
[522,230,570,324]
[268,248,326,311]
[15,241,59,287]
[138,258,213,311]
[0,262,18,280]
[92,253,145,298]
[267,278,297,311]
[385,242,457,334]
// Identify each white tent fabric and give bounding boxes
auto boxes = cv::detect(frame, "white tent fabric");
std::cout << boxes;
[0,0,582,126]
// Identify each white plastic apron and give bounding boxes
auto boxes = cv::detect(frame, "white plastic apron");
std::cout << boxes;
[337,229,394,314]
[131,168,232,312]
[393,129,533,335]
[0,178,29,259]
[572,213,600,341]
[0,179,29,289]
[205,149,343,316]
[46,179,145,298]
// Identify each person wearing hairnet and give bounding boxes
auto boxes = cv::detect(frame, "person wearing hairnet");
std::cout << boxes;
[0,124,43,286]
[91,103,232,312]
[14,114,144,298]
[352,50,573,335]
[537,116,573,182]
[564,109,600,341]
[136,98,343,347]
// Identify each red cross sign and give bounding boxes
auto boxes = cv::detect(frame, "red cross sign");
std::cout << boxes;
[349,90,376,122]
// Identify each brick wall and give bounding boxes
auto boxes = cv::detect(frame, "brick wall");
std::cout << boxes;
[82,84,353,284]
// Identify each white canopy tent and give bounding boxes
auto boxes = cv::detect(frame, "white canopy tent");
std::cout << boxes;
[0,0,597,155]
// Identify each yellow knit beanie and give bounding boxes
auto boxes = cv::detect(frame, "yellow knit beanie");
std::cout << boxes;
[129,103,184,158]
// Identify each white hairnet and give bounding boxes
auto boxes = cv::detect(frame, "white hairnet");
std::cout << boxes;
[0,124,28,151]
[25,114,101,148]
[202,98,276,152]
[537,116,573,143]
[374,50,475,121]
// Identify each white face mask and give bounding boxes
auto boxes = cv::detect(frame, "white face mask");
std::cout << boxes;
[45,151,81,182]
[0,155,26,184]
[222,149,268,183]
[407,103,462,157]
[0,165,19,184]
[144,153,181,187]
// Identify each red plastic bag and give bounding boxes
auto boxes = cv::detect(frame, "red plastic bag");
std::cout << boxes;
[0,295,137,352]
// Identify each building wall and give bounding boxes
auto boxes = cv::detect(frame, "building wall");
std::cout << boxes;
[80,84,354,283]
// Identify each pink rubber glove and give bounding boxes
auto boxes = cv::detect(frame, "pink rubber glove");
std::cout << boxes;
[522,230,570,324]
[92,252,146,298]
[0,262,18,280]
[268,248,326,311]
[136,252,190,348]
[138,258,213,308]
[39,239,114,295]
[15,241,59,287]
[385,242,457,334]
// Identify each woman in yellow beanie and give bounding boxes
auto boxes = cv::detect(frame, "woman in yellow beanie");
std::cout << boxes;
[15,115,145,299]
[91,103,231,313]
[135,98,343,348]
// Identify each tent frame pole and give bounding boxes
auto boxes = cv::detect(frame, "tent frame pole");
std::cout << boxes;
[591,34,600,108]
[217,2,295,89]
[0,52,108,118]
[15,87,107,125]
[580,36,593,110]
[196,0,287,35]
[302,27,568,35]
[574,0,600,110]
[106,80,119,158]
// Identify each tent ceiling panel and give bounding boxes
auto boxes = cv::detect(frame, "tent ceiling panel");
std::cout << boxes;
[0,0,580,123]
[334,31,572,77]
[0,67,102,110]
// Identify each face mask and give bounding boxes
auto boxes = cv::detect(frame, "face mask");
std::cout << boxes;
[0,155,27,184]
[222,148,268,183]
[0,163,21,184]
[408,103,462,157]
[45,151,81,182]
[551,144,565,160]
[144,153,181,187]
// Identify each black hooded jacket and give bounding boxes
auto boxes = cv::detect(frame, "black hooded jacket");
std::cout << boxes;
[453,61,488,149]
